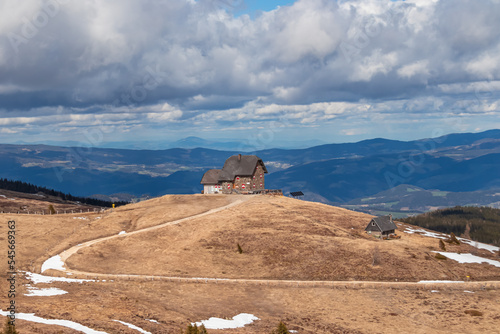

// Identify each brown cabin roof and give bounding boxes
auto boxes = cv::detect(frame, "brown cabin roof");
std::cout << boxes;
[218,155,268,182]
[200,169,221,184]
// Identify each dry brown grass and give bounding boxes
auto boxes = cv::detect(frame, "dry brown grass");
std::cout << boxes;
[2,194,500,333]
[68,196,500,282]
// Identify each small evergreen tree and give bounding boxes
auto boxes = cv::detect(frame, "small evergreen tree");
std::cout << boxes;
[183,323,208,334]
[439,239,446,251]
[237,243,243,254]
[199,324,208,334]
[3,318,18,334]
[48,204,56,214]
[271,321,290,334]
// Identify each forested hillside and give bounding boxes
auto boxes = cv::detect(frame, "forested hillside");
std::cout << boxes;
[400,206,500,246]
[0,178,126,207]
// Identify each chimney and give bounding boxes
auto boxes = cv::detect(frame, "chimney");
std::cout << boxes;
[238,154,241,161]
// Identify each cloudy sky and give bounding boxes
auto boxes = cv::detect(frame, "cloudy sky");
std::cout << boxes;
[1,0,500,149]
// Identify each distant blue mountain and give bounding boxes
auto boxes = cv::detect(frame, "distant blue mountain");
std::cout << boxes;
[0,130,499,209]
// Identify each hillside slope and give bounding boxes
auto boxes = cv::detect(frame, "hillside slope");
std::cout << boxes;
[67,195,500,282]
[3,194,500,334]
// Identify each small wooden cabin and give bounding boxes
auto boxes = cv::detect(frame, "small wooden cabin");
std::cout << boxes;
[365,215,397,237]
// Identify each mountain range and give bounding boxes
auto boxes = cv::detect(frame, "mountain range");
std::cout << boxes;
[1,129,499,215]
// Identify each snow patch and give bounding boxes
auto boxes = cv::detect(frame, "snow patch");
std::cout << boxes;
[404,227,448,240]
[24,271,94,284]
[464,290,475,293]
[0,310,107,334]
[146,319,159,324]
[457,238,500,253]
[118,231,127,235]
[192,313,259,330]
[41,255,65,273]
[433,252,500,268]
[114,320,151,334]
[404,227,499,253]
[431,290,439,293]
[73,216,88,220]
[25,287,68,297]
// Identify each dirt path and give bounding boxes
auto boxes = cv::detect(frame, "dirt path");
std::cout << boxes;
[58,198,247,265]
[45,198,500,291]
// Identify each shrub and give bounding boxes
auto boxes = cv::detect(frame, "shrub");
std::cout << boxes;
[271,321,290,334]
[3,318,18,334]
[372,246,380,266]
[464,310,483,316]
[435,253,447,260]
[183,324,208,334]
[446,232,460,245]
[439,239,446,251]
[237,243,243,254]
[48,204,56,214]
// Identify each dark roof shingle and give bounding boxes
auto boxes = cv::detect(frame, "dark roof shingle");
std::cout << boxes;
[200,169,221,184]
[218,155,268,182]
[368,215,397,232]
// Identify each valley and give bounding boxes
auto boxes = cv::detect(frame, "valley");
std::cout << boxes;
[1,130,500,215]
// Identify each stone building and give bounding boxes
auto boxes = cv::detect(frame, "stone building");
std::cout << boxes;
[200,154,268,194]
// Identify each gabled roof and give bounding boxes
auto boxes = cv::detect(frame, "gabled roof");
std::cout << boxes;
[200,169,221,184]
[218,155,268,182]
[366,215,397,232]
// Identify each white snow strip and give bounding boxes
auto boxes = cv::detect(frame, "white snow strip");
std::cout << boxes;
[41,255,65,273]
[146,319,158,324]
[0,195,6,198]
[192,313,259,330]
[404,227,499,253]
[433,252,500,268]
[404,227,448,240]
[457,238,500,253]
[73,217,88,220]
[0,310,108,334]
[464,290,475,293]
[118,231,127,235]
[114,320,151,334]
[25,287,68,296]
[24,272,94,284]
[419,280,465,284]
[431,290,439,293]
[290,331,298,333]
